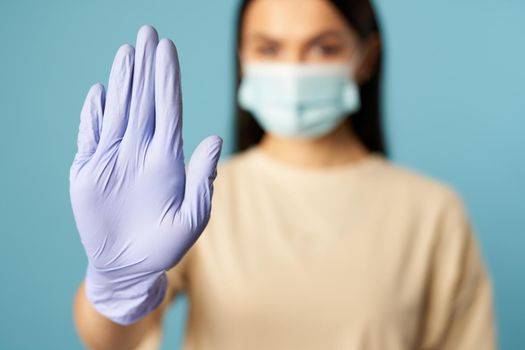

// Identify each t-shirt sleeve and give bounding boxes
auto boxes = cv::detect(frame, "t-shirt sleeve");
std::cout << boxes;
[419,190,497,350]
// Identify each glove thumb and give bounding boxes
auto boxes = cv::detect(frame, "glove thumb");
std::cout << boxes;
[180,135,223,234]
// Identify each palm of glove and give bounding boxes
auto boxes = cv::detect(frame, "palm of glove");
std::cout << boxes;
[71,137,190,277]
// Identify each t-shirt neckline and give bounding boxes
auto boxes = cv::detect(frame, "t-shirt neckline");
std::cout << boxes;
[245,145,386,180]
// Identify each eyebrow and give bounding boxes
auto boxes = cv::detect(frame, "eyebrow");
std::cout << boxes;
[306,30,348,45]
[246,29,348,45]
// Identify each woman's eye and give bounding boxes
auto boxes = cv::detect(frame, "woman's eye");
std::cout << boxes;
[256,45,279,56]
[312,44,343,57]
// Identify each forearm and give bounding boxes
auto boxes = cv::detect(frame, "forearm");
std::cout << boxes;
[73,281,163,350]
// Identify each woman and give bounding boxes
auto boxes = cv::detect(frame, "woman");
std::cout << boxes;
[71,0,497,349]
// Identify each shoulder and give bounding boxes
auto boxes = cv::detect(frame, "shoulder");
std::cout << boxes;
[375,158,467,214]
[374,160,475,258]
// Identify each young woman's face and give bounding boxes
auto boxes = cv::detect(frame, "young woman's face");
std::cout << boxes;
[239,0,363,65]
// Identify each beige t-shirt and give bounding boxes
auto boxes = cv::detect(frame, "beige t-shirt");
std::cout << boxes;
[166,146,496,350]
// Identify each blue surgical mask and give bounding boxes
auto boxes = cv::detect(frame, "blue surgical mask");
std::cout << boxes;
[238,62,360,138]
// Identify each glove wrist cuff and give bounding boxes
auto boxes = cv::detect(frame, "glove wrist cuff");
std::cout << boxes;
[84,264,168,326]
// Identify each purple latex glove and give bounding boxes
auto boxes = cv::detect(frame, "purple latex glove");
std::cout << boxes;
[69,25,223,325]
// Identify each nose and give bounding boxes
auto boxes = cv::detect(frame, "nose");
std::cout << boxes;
[278,43,307,63]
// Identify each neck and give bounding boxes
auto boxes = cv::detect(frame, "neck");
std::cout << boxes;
[258,120,370,168]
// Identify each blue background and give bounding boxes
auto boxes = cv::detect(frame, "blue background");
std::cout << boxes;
[0,0,523,348]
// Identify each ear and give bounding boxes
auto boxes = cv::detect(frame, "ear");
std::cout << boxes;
[355,33,381,84]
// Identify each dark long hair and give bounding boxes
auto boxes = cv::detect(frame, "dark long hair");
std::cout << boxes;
[233,0,387,156]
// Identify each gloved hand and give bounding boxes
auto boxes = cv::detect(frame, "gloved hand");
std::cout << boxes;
[69,25,223,325]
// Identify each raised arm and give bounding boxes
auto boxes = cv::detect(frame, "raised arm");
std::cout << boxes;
[69,24,222,347]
